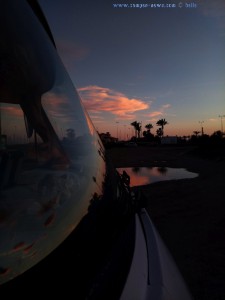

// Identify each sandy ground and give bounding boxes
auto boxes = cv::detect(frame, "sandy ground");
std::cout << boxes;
[106,145,225,300]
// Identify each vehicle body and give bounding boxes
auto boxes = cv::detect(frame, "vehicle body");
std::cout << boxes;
[0,1,192,298]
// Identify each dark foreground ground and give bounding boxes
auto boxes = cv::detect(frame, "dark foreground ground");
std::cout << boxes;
[107,145,225,300]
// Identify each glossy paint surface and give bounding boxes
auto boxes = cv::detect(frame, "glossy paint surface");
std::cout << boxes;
[0,1,105,284]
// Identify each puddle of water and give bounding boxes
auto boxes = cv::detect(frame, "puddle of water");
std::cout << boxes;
[117,167,198,187]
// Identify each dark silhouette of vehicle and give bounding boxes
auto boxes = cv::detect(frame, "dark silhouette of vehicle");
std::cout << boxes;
[0,1,193,299]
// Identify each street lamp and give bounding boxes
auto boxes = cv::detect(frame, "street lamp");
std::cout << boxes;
[199,121,204,135]
[116,121,119,140]
[123,125,127,140]
[218,115,225,133]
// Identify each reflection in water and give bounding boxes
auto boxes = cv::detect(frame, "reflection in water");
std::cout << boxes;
[117,167,198,187]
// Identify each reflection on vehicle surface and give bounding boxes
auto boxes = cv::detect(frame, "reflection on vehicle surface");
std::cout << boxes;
[0,2,193,299]
[0,0,105,284]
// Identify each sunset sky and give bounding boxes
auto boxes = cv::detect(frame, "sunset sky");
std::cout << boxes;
[39,0,225,139]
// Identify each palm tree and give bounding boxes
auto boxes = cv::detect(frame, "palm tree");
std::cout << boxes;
[145,123,153,132]
[156,127,163,138]
[193,131,200,137]
[131,121,141,138]
[137,122,141,138]
[156,118,168,137]
[131,121,137,138]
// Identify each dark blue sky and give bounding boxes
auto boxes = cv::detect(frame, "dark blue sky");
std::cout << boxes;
[39,0,225,137]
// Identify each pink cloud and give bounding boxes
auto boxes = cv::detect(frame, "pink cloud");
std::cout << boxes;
[162,104,171,109]
[147,103,171,119]
[78,85,149,119]
[42,92,68,106]
[148,111,163,118]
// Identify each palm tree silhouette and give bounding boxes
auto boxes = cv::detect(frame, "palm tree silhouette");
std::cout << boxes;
[145,123,153,132]
[156,127,163,138]
[193,131,200,137]
[156,118,168,137]
[131,121,141,138]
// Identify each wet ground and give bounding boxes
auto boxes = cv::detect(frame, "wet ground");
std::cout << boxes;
[107,145,225,300]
